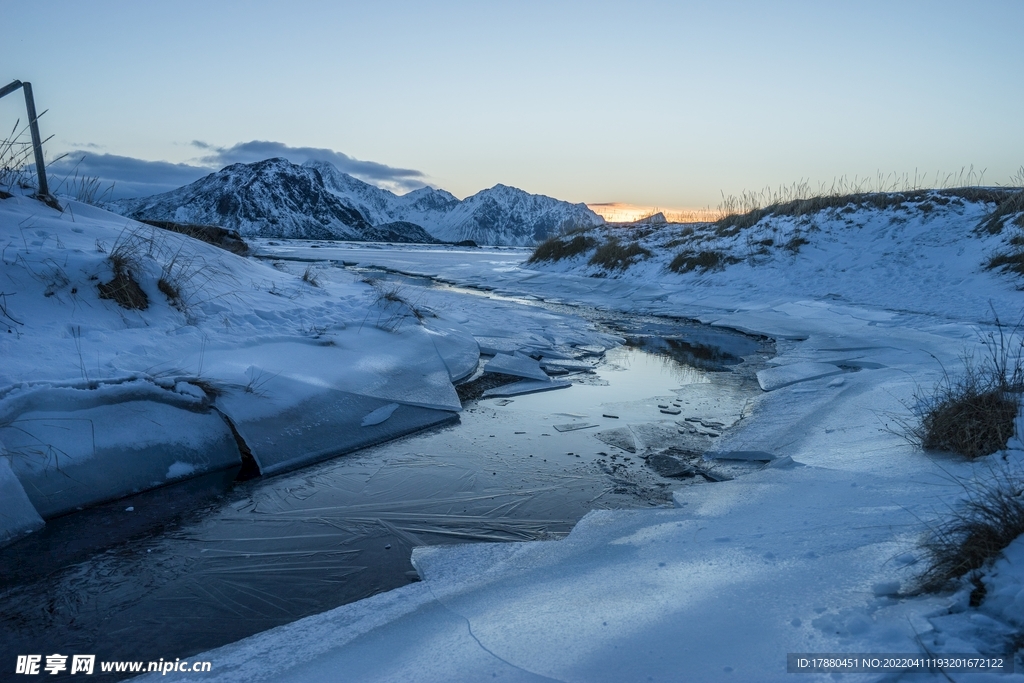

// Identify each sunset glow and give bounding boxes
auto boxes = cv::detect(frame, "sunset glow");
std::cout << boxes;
[587,203,723,224]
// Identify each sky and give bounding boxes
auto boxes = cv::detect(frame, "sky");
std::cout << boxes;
[2,0,1023,209]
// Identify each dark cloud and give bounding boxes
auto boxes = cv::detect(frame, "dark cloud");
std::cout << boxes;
[47,152,209,200]
[192,140,427,192]
[44,141,429,200]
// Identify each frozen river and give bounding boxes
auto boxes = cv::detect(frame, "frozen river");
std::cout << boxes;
[0,251,771,680]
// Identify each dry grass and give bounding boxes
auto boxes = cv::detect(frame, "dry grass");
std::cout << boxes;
[301,265,321,287]
[713,168,1019,236]
[528,233,597,263]
[976,189,1024,235]
[362,277,427,331]
[910,315,1024,459]
[669,249,740,274]
[987,249,1024,277]
[99,226,238,320]
[98,237,149,310]
[588,238,651,270]
[916,467,1024,593]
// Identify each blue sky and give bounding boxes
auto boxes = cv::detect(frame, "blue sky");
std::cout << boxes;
[3,1,1022,206]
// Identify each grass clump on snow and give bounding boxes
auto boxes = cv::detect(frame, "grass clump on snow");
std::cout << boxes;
[917,468,1024,595]
[98,234,149,310]
[528,233,597,264]
[588,238,651,271]
[668,250,740,274]
[912,318,1023,459]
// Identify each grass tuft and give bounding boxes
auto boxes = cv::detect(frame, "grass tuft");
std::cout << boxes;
[361,277,428,331]
[916,468,1024,593]
[977,190,1024,235]
[98,236,149,310]
[301,265,321,287]
[910,314,1024,459]
[587,238,651,270]
[528,233,597,263]
[669,250,740,274]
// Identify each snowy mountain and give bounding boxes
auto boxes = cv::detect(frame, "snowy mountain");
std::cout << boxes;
[431,183,604,245]
[108,158,437,243]
[304,160,460,229]
[306,159,604,246]
[109,158,603,246]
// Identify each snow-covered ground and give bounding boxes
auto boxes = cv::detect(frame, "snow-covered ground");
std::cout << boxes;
[137,194,1024,682]
[4,190,1024,681]
[0,194,487,537]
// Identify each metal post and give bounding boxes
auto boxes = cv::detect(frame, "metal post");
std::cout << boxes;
[21,82,50,197]
[0,79,55,205]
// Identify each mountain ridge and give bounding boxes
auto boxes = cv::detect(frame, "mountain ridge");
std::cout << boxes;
[109,158,603,245]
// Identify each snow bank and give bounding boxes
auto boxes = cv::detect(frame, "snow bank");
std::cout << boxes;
[0,195,479,521]
[0,381,241,517]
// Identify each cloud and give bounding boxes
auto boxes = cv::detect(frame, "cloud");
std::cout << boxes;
[43,141,431,200]
[191,140,427,193]
[46,153,210,200]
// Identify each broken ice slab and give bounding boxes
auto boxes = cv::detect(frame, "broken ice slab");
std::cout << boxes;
[573,345,606,356]
[539,359,596,373]
[0,456,44,546]
[594,427,636,453]
[474,336,522,355]
[660,408,682,415]
[219,385,458,476]
[2,393,242,519]
[427,324,480,382]
[481,379,570,398]
[483,352,551,381]
[646,453,696,478]
[704,450,776,462]
[552,422,599,432]
[756,362,843,391]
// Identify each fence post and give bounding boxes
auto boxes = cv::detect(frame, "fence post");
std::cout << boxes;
[21,82,50,197]
[0,79,55,205]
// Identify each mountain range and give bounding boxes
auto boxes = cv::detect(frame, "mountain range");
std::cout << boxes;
[109,158,604,245]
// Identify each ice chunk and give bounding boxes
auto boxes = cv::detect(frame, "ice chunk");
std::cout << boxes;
[220,383,458,476]
[427,325,480,382]
[0,454,44,546]
[646,453,695,478]
[484,352,550,381]
[482,379,570,398]
[540,359,595,373]
[475,336,521,355]
[594,427,637,453]
[756,362,843,391]
[2,394,242,518]
[361,403,400,427]
[553,422,598,432]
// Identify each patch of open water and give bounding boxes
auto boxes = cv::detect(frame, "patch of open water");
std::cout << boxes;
[0,275,772,681]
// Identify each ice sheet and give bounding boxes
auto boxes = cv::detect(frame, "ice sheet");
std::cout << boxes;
[219,381,458,475]
[2,395,241,518]
[756,361,843,391]
[480,379,570,398]
[483,352,551,381]
[0,455,44,546]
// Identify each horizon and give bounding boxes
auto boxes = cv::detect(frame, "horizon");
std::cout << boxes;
[2,1,1022,207]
